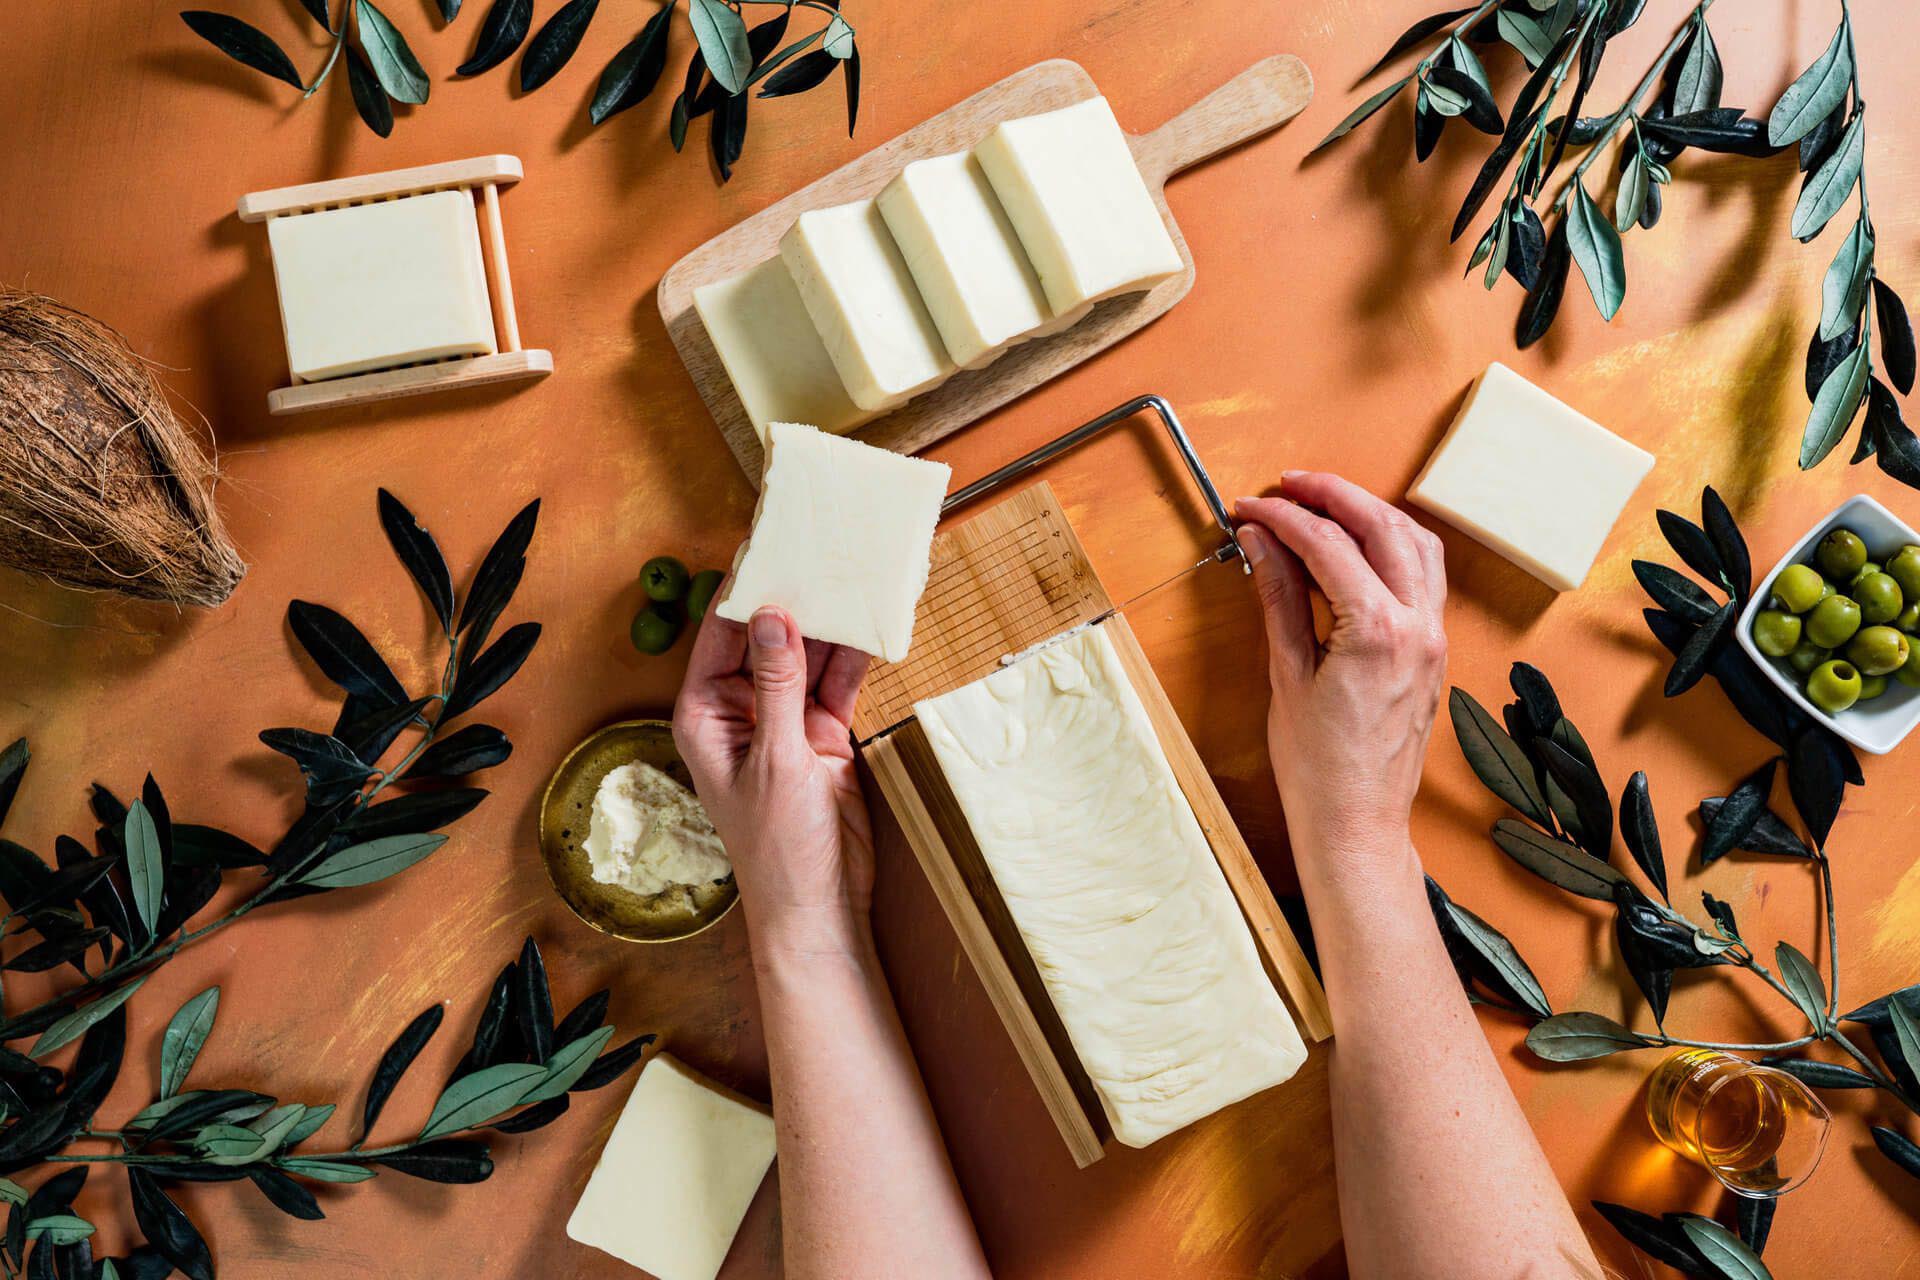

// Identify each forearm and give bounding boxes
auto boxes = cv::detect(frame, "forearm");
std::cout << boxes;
[1299,834,1598,1280]
[751,914,991,1280]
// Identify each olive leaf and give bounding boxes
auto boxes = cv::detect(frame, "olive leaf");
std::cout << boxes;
[1872,278,1916,395]
[277,1158,375,1184]
[689,0,752,94]
[343,788,486,841]
[1614,150,1648,233]
[29,978,146,1059]
[1677,1215,1771,1280]
[1358,7,1475,82]
[1497,9,1554,68]
[1566,180,1626,320]
[1428,65,1501,134]
[403,726,512,779]
[459,498,539,652]
[1871,1125,1920,1182]
[444,623,541,720]
[180,12,305,90]
[1491,819,1623,900]
[160,988,220,1100]
[1665,602,1735,697]
[1768,21,1852,148]
[1801,345,1870,468]
[1888,992,1920,1080]
[1791,111,1864,241]
[1670,17,1722,115]
[1786,727,1846,848]
[287,601,408,706]
[1525,1012,1648,1061]
[247,1168,323,1220]
[1758,1055,1875,1089]
[363,1005,444,1138]
[519,1026,616,1105]
[1698,488,1750,603]
[516,936,555,1063]
[357,0,429,105]
[1515,218,1570,347]
[1449,689,1551,825]
[1593,1201,1709,1272]
[1312,78,1412,154]
[377,490,453,633]
[1775,941,1829,1032]
[760,48,839,98]
[124,801,165,941]
[1639,108,1778,157]
[346,46,395,138]
[1696,798,1812,861]
[1618,772,1667,901]
[457,0,533,77]
[572,1033,655,1090]
[258,729,370,795]
[418,1062,546,1140]
[521,0,600,92]
[1539,738,1612,860]
[1700,759,1776,866]
[128,1168,214,1280]
[1819,218,1873,342]
[591,1,678,124]
[373,1138,494,1183]
[293,833,447,890]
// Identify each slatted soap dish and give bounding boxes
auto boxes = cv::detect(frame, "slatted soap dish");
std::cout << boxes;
[237,156,552,416]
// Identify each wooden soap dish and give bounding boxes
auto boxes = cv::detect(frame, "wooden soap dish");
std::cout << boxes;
[238,155,552,416]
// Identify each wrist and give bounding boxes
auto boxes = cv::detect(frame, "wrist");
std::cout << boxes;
[745,900,874,975]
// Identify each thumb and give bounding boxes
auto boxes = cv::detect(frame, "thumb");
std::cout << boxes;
[747,608,809,745]
[1238,523,1315,679]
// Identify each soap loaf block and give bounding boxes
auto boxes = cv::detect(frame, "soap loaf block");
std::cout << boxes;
[913,624,1306,1148]
[566,1053,775,1280]
[266,189,497,382]
[779,200,956,412]
[974,96,1184,314]
[1408,362,1656,592]
[715,421,950,663]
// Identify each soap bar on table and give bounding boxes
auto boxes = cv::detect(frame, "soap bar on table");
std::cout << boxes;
[913,624,1306,1148]
[1408,362,1656,592]
[566,1053,775,1280]
[973,96,1184,314]
[266,190,497,382]
[693,258,878,443]
[778,200,956,412]
[715,422,950,663]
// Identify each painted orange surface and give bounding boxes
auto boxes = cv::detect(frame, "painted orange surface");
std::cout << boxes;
[2,1,1918,1276]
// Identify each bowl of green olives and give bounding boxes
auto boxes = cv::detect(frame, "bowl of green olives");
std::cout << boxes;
[1736,495,1920,754]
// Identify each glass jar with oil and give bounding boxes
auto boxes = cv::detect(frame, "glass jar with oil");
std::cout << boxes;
[1645,1048,1832,1196]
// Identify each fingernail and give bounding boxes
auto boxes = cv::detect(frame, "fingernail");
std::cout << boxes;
[1281,469,1306,481]
[750,610,785,647]
[1237,527,1269,565]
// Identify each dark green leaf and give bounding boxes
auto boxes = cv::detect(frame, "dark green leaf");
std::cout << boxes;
[363,1005,443,1139]
[520,0,599,92]
[344,788,486,842]
[1666,602,1735,697]
[1539,739,1612,860]
[1775,941,1828,1031]
[171,824,267,870]
[1638,180,1663,230]
[179,12,305,89]
[573,1033,655,1091]
[460,964,517,1077]
[515,936,554,1063]
[404,726,512,780]
[420,1063,545,1139]
[258,729,370,795]
[1496,9,1553,67]
[1696,798,1812,860]
[1671,18,1722,115]
[124,802,164,941]
[1566,181,1625,320]
[1311,78,1411,153]
[1699,488,1750,602]
[1640,108,1781,158]
[1874,278,1917,395]
[1805,321,1860,403]
[335,696,431,766]
[1889,992,1920,1080]
[459,499,539,649]
[0,839,54,919]
[1800,101,1846,174]
[437,0,460,20]
[1677,1214,1771,1280]
[445,622,540,721]
[373,1139,494,1183]
[1357,7,1473,81]
[1871,385,1920,488]
[520,1026,616,1105]
[1413,97,1444,161]
[1758,1055,1875,1089]
[298,0,333,31]
[2,930,109,974]
[1791,111,1864,241]
[127,1169,212,1280]
[457,0,533,76]
[1449,689,1551,825]
[1871,1125,1920,1181]
[346,46,394,138]
[1619,772,1666,901]
[710,89,748,180]
[376,491,452,631]
[1441,899,1551,1019]
[841,47,859,136]
[1516,217,1570,347]
[1787,727,1845,847]
[264,795,355,881]
[357,0,429,104]
[0,740,26,831]
[1633,561,1719,625]
[246,1168,322,1220]
[1614,151,1648,233]
[287,600,407,706]
[1768,22,1852,147]
[1427,65,1501,134]
[689,0,752,93]
[759,48,837,98]
[590,2,677,124]
[1702,759,1776,865]
[553,992,610,1052]
[1450,108,1541,242]
[489,1094,569,1132]
[1491,819,1624,900]
[159,988,220,1099]
[1525,1012,1648,1061]
[294,833,446,890]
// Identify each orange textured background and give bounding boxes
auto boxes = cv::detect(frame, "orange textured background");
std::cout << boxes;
[2,0,1919,1276]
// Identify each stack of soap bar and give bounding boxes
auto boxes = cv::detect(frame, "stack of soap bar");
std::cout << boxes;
[876,152,1080,369]
[566,1053,776,1280]
[974,96,1184,314]
[914,624,1306,1148]
[693,259,877,443]
[780,200,956,412]
[715,422,950,662]
[1408,362,1656,591]
[267,190,497,382]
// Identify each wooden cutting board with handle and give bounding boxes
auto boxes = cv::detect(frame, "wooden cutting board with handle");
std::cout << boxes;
[658,54,1314,484]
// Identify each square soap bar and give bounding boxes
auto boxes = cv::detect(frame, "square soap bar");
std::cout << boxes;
[565,1053,776,1280]
[694,259,878,444]
[715,422,950,662]
[974,96,1184,314]
[266,190,497,382]
[778,200,955,412]
[876,152,1077,369]
[1409,362,1656,591]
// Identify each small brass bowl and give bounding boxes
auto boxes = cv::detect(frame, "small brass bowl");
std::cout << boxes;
[537,720,738,943]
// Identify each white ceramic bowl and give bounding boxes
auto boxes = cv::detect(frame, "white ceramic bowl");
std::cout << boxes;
[1736,494,1920,755]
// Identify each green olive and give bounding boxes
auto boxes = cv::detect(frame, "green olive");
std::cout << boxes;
[685,568,726,622]
[1849,561,1884,589]
[1806,593,1863,648]
[1899,602,1920,634]
[1857,673,1889,701]
[640,556,691,603]
[1898,640,1920,688]
[1889,545,1920,601]
[1787,641,1831,675]
[629,604,685,655]
[1771,563,1826,614]
[1854,571,1905,624]
[1819,581,1837,602]
[1847,625,1912,677]
[1751,610,1803,657]
[1816,527,1869,580]
[1806,659,1863,714]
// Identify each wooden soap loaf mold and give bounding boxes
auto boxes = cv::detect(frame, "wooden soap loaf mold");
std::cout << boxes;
[238,155,553,416]
[659,54,1314,486]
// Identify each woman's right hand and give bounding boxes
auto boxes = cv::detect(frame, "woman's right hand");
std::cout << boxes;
[1234,472,1449,889]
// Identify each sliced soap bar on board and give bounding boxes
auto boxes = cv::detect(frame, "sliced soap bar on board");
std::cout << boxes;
[914,624,1306,1148]
[876,152,1082,369]
[1409,362,1656,592]
[715,422,950,663]
[566,1053,775,1280]
[974,96,1184,314]
[778,199,956,412]
[693,258,877,443]
[266,190,497,382]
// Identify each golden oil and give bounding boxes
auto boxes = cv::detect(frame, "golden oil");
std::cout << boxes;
[1645,1049,1831,1196]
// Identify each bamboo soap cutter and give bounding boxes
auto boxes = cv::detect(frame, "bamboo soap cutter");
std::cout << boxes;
[859,396,1333,1169]
[237,156,552,416]
[658,55,1314,485]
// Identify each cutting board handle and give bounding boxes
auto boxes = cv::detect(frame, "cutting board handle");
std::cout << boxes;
[1133,54,1315,187]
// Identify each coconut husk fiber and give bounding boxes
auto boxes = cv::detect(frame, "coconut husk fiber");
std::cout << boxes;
[0,288,245,608]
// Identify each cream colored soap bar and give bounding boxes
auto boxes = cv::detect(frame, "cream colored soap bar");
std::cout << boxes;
[974,97,1183,314]
[1409,362,1656,592]
[779,200,956,412]
[267,190,497,382]
[915,625,1306,1148]
[715,422,950,662]
[876,152,1080,369]
[566,1053,775,1280]
[693,259,877,443]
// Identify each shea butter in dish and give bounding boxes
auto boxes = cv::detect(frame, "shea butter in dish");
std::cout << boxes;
[1408,362,1655,592]
[715,422,950,663]
[582,762,730,899]
[567,1053,776,1280]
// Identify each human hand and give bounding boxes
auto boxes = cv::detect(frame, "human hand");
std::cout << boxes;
[672,604,874,960]
[1235,473,1448,888]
